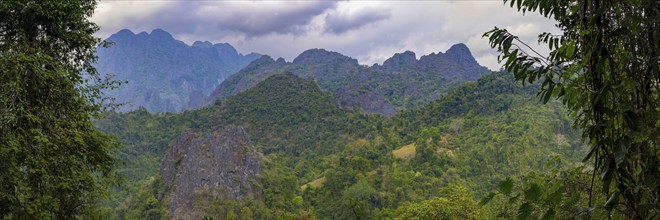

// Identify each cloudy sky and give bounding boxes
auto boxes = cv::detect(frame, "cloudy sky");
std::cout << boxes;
[91,0,560,70]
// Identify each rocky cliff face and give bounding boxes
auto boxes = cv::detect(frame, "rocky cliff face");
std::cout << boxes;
[95,29,260,112]
[380,51,418,72]
[160,126,262,219]
[417,43,486,81]
[334,85,397,116]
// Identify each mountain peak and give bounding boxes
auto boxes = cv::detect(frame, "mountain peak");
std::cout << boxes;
[221,73,336,127]
[445,43,479,66]
[106,29,136,42]
[381,51,417,71]
[116,29,135,36]
[192,41,213,48]
[237,55,286,73]
[212,43,240,58]
[214,42,232,48]
[253,55,275,64]
[149,28,174,41]
[446,43,469,53]
[293,48,357,65]
[151,28,169,34]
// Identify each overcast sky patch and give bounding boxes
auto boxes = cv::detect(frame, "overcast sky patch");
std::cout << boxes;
[324,6,391,35]
[91,1,560,70]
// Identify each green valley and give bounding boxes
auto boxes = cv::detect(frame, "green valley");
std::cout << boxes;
[3,1,657,219]
[96,71,595,219]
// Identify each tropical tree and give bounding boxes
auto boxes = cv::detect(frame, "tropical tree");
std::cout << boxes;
[0,0,119,218]
[395,184,482,220]
[484,0,658,218]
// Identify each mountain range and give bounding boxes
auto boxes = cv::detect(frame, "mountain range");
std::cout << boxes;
[92,29,589,219]
[209,44,490,115]
[96,29,489,114]
[95,29,260,112]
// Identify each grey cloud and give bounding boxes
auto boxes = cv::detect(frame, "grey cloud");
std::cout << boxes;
[93,1,560,70]
[324,8,391,34]
[132,1,338,39]
[215,2,338,37]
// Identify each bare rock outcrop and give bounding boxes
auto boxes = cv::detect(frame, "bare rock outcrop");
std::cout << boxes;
[160,125,261,219]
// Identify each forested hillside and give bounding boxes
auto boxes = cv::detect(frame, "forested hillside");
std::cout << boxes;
[3,0,656,219]
[208,43,490,114]
[95,71,592,219]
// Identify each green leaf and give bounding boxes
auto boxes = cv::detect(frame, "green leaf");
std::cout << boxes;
[541,208,556,220]
[542,84,554,103]
[601,160,614,193]
[524,183,542,201]
[479,192,497,206]
[583,146,597,162]
[503,36,514,52]
[505,49,519,67]
[498,177,514,195]
[565,41,575,57]
[615,139,627,165]
[509,192,521,204]
[604,191,620,211]
[623,110,640,131]
[546,187,563,204]
[548,37,553,50]
[517,202,532,220]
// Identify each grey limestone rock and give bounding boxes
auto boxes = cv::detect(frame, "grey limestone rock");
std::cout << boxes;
[160,126,262,219]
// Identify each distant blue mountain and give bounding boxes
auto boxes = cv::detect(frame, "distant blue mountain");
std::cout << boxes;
[95,29,260,112]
